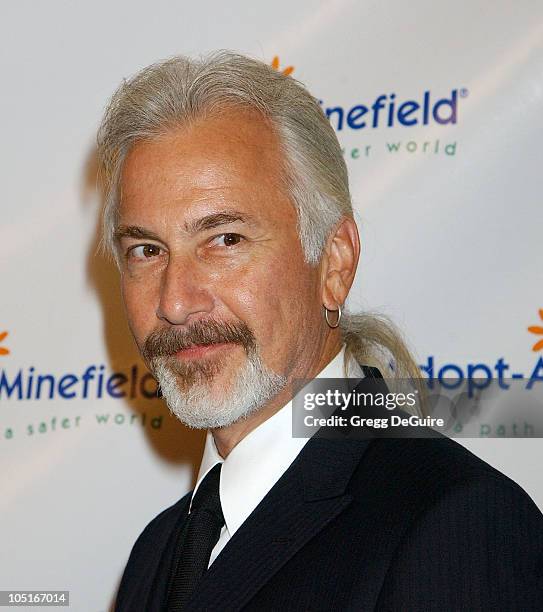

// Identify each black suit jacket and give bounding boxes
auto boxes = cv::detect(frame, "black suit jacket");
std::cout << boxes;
[115,373,543,611]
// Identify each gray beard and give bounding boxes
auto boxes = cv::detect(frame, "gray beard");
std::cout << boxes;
[152,347,288,429]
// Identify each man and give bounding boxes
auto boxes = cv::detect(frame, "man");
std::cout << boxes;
[97,52,543,611]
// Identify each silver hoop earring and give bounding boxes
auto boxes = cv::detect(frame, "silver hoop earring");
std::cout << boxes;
[324,304,342,328]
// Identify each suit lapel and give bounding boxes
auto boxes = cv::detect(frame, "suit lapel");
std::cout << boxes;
[143,495,191,611]
[184,436,372,611]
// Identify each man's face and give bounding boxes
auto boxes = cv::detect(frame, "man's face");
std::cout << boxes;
[116,108,324,427]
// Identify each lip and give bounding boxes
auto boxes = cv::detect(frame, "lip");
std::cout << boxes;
[174,342,234,359]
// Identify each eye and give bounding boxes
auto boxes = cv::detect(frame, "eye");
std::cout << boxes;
[211,233,244,247]
[127,244,163,260]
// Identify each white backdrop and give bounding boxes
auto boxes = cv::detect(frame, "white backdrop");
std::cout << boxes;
[2,1,542,610]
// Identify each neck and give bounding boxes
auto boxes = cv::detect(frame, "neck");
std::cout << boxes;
[211,333,342,458]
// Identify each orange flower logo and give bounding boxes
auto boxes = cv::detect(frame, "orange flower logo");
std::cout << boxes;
[0,331,9,356]
[528,309,543,352]
[271,56,294,76]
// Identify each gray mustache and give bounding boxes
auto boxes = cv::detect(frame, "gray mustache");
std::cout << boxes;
[142,319,256,361]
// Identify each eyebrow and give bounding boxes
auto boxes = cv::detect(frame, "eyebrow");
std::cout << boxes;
[113,226,161,242]
[114,211,258,243]
[184,211,257,234]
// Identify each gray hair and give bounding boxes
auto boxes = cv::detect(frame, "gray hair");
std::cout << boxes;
[97,50,346,266]
[96,50,426,414]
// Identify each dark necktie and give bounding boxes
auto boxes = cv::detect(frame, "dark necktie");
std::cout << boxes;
[166,463,224,611]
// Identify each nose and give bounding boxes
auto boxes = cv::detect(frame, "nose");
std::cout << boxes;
[156,255,215,326]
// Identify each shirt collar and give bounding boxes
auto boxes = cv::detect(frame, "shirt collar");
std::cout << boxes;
[191,344,363,536]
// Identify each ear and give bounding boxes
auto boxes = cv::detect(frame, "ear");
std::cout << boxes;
[320,216,360,310]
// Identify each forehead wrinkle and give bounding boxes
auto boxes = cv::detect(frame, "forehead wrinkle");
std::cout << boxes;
[163,170,279,227]
[119,109,295,236]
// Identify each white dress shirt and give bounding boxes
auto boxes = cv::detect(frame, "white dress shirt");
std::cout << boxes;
[191,344,364,567]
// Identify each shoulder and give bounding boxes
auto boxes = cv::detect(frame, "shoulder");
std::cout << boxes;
[354,435,540,507]
[353,437,543,609]
[132,490,191,549]
[371,435,543,526]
